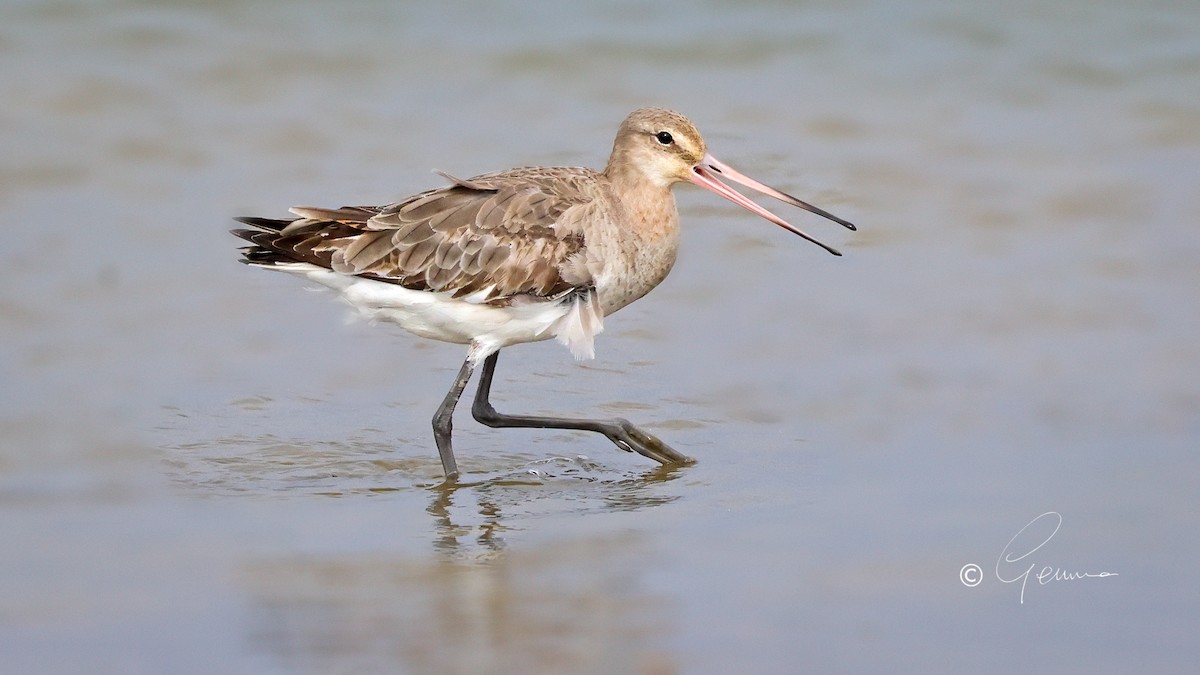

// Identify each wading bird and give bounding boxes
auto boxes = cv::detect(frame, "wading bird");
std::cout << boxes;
[233,108,854,480]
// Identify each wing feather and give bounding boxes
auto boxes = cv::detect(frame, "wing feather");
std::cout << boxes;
[235,168,600,304]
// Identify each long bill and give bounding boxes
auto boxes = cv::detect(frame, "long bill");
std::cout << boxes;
[688,153,855,257]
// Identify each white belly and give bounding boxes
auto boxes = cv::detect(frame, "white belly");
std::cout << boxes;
[265,263,601,363]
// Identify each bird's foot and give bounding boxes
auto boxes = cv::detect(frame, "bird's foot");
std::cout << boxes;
[602,418,696,466]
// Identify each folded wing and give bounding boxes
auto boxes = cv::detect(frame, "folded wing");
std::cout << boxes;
[233,168,602,305]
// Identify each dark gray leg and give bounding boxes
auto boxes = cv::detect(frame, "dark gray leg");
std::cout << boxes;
[470,352,695,466]
[432,357,475,481]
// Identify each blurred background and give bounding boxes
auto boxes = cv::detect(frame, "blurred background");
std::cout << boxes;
[2,0,1197,671]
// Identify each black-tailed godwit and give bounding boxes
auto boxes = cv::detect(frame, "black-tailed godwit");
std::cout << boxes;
[233,107,854,480]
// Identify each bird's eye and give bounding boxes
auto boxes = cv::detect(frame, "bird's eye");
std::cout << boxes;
[655,131,674,145]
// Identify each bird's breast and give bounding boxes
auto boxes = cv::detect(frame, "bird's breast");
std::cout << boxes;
[590,190,681,315]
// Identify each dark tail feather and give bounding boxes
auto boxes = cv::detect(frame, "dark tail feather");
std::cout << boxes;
[232,216,300,267]
[231,213,364,273]
[233,216,296,233]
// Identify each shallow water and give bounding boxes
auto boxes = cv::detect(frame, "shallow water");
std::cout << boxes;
[2,0,1198,671]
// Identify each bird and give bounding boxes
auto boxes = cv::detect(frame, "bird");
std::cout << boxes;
[232,107,854,481]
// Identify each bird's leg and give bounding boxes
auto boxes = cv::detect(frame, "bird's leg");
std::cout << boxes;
[471,352,695,466]
[432,357,475,481]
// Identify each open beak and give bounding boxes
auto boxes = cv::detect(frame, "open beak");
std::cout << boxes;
[688,153,855,256]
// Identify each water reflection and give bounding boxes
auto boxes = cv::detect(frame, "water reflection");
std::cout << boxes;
[240,534,677,673]
[162,417,688,559]
[169,432,687,670]
[424,462,686,560]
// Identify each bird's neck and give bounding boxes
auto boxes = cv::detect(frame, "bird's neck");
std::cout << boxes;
[603,154,674,226]
[608,177,677,239]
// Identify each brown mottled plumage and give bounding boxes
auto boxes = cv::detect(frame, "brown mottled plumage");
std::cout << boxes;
[237,168,597,305]
[232,107,854,480]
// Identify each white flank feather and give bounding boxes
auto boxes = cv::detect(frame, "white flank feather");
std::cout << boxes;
[551,289,604,360]
[258,263,606,362]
